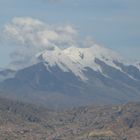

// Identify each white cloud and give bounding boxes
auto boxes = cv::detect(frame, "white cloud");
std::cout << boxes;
[3,17,77,49]
[1,17,128,70]
[2,17,78,69]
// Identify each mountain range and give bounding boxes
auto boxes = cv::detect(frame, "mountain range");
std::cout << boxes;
[0,45,140,108]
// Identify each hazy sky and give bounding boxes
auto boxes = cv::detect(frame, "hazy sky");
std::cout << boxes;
[0,0,140,67]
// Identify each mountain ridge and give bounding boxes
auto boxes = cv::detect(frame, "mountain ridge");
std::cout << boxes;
[0,45,140,108]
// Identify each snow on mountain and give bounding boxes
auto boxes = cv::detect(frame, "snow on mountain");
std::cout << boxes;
[135,62,140,70]
[63,45,123,70]
[39,46,86,80]
[38,45,125,80]
[1,45,140,108]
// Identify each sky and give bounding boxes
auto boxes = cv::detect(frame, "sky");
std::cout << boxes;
[0,0,140,68]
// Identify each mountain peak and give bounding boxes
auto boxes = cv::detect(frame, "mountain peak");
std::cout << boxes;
[36,45,126,80]
[63,45,122,63]
[1,46,140,108]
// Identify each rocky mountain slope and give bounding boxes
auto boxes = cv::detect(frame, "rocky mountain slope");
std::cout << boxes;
[0,97,140,140]
[0,45,140,108]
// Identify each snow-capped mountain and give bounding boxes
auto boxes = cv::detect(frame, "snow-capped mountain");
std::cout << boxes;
[0,45,140,108]
[135,62,140,70]
[38,45,136,80]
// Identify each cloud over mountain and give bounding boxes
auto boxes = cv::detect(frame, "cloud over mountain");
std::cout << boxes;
[2,17,78,69]
[3,17,77,50]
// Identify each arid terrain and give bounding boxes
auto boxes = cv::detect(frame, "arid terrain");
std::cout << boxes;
[0,97,140,140]
[0,1,140,140]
